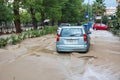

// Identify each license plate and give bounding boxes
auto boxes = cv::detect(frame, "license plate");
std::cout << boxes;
[65,39,78,44]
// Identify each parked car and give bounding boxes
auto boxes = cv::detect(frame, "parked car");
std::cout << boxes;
[59,23,71,27]
[56,26,91,53]
[57,23,71,34]
[93,23,108,30]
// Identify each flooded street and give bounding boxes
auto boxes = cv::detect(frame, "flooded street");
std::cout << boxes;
[0,30,120,80]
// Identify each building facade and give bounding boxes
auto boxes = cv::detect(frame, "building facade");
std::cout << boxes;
[105,7,116,15]
[117,0,120,5]
[117,0,120,2]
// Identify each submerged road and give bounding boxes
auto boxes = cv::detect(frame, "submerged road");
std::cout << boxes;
[0,30,120,80]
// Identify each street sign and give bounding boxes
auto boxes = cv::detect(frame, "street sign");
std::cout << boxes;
[86,13,89,18]
[95,16,102,20]
[108,17,111,20]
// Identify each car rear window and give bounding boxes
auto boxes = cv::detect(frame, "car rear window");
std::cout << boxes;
[60,28,83,37]
[97,24,105,26]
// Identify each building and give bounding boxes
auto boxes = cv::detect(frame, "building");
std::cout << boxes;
[116,0,120,2]
[105,7,117,15]
[116,0,120,5]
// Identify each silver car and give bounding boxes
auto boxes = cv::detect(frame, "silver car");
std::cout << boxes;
[56,26,90,53]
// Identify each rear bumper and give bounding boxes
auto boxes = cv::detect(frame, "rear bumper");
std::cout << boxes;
[56,44,89,52]
[93,27,108,30]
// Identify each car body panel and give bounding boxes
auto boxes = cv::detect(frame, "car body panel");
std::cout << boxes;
[93,23,108,30]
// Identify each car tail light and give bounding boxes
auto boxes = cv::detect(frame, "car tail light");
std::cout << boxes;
[83,34,87,42]
[56,34,60,41]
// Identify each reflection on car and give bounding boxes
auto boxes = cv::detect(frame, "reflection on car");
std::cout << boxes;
[56,26,91,53]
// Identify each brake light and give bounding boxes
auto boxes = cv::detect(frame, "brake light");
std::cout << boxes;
[56,34,60,41]
[83,34,87,42]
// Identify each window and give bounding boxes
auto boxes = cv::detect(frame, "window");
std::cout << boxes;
[61,28,83,37]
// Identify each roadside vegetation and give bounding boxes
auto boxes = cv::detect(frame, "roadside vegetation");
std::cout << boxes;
[0,26,57,48]
[107,4,120,36]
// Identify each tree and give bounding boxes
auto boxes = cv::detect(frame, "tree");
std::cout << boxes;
[92,0,106,16]
[61,0,83,23]
[92,0,106,23]
[116,4,120,29]
[0,1,13,26]
[21,0,43,29]
[20,11,31,24]
[13,0,22,33]
[80,4,88,22]
[42,0,65,26]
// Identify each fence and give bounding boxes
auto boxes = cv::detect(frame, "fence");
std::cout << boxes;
[0,26,43,35]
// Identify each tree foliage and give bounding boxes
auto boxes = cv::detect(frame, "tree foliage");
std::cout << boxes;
[0,0,103,32]
[116,5,120,23]
[0,1,13,25]
[20,11,31,24]
[92,0,106,16]
[92,0,106,23]
[61,0,83,22]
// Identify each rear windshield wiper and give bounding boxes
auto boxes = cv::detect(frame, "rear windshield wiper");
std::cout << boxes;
[70,34,81,36]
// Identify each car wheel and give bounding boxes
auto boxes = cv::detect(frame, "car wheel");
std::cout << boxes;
[57,50,62,53]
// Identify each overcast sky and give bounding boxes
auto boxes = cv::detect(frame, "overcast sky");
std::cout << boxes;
[84,0,117,7]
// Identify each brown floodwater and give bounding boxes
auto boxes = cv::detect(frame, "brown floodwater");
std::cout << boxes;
[0,30,120,80]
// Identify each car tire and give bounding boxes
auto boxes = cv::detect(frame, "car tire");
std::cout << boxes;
[57,50,62,53]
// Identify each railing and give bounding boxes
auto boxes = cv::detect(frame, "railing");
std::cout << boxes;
[0,26,43,35]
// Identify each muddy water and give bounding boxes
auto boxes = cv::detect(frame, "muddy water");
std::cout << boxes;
[0,31,120,80]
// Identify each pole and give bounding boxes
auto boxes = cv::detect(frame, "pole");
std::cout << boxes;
[87,0,90,31]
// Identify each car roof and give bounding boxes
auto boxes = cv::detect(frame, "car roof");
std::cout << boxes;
[58,26,85,34]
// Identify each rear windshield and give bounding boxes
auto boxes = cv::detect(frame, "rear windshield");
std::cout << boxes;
[60,28,83,37]
[97,24,105,26]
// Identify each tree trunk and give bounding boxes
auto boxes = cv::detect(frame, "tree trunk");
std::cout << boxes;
[51,18,55,26]
[30,7,37,30]
[0,20,2,26]
[57,20,61,26]
[13,0,22,33]
[40,11,45,26]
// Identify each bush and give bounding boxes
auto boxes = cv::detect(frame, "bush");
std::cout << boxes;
[32,30,41,37]
[11,35,21,45]
[0,26,57,48]
[0,38,9,47]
